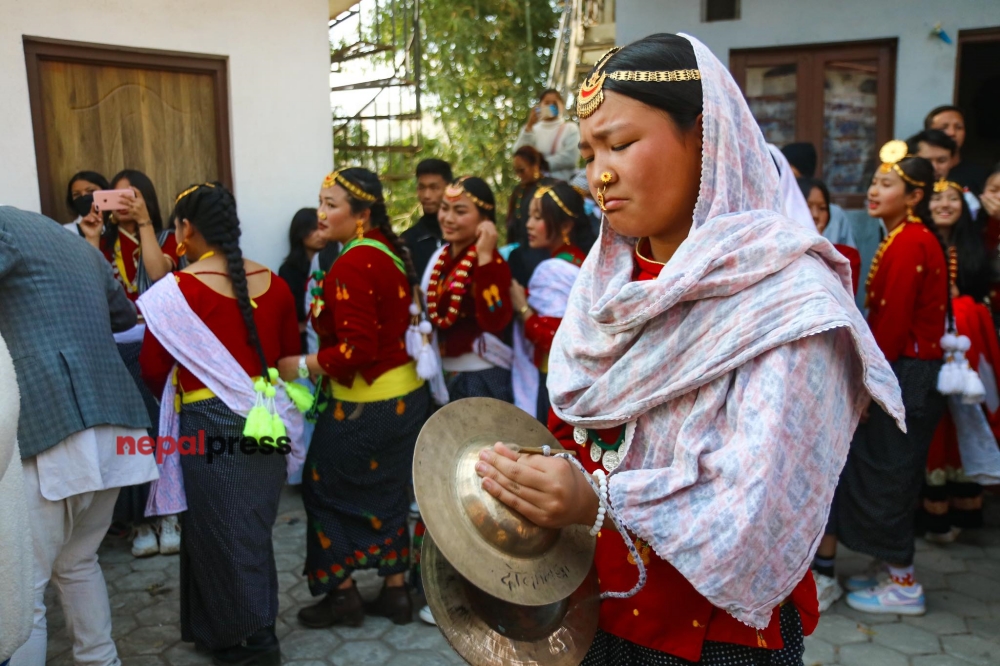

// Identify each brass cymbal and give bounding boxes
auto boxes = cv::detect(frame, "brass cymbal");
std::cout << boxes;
[412,397,595,606]
[422,532,600,666]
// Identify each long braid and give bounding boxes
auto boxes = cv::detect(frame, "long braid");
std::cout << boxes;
[372,206,418,285]
[175,183,270,377]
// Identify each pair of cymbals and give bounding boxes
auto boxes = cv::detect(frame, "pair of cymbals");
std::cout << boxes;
[412,398,599,665]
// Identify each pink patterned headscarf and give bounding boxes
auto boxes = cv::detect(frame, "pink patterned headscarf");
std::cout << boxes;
[548,33,904,628]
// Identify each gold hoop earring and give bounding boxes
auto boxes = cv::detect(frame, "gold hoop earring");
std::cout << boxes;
[533,167,541,181]
[597,172,613,212]
[562,229,572,246]
[176,241,187,257]
[355,219,365,241]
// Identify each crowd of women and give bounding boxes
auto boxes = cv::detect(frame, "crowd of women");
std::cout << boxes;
[52,29,1000,666]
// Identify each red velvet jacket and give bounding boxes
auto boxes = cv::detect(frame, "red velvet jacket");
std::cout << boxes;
[432,247,513,358]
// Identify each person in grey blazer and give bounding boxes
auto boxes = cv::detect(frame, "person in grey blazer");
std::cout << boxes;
[0,206,158,666]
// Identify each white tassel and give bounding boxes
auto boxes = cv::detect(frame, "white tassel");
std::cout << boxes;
[405,325,422,359]
[416,338,440,381]
[962,362,987,404]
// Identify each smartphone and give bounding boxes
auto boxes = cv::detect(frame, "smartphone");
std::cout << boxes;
[93,189,134,213]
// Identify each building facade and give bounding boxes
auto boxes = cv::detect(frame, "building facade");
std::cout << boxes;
[0,0,335,269]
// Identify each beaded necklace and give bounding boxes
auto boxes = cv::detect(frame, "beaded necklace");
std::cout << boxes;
[864,218,913,308]
[426,246,477,330]
[573,426,626,472]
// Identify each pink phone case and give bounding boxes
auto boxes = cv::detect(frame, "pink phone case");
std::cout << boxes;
[92,189,134,212]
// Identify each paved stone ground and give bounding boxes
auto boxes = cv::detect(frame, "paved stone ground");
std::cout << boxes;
[41,491,1000,665]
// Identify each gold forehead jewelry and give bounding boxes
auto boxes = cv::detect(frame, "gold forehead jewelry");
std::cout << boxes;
[444,177,494,211]
[577,46,701,119]
[534,186,576,218]
[322,170,378,203]
[877,140,925,188]
[174,182,216,205]
[933,179,963,194]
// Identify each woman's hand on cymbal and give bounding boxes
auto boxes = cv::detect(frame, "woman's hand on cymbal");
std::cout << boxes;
[475,442,599,530]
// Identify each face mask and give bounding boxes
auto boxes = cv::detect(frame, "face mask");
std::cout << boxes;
[549,104,559,118]
[583,199,598,217]
[72,193,94,218]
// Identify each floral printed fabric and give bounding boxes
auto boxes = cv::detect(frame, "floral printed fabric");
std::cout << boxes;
[547,33,904,629]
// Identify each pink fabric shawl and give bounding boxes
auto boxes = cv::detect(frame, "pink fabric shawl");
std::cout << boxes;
[547,33,905,628]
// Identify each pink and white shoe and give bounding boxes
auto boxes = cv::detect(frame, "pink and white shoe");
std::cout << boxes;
[846,580,925,616]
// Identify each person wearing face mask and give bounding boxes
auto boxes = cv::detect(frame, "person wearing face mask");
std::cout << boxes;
[925,105,990,196]
[917,178,1000,546]
[278,169,430,631]
[473,34,899,663]
[63,171,109,236]
[514,89,581,182]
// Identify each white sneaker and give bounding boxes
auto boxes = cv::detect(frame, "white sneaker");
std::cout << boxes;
[814,572,843,613]
[158,515,181,555]
[846,579,925,615]
[925,527,961,544]
[844,560,888,592]
[131,523,159,558]
[418,604,436,625]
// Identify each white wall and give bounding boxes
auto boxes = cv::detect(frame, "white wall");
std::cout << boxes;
[0,0,333,270]
[617,0,1000,139]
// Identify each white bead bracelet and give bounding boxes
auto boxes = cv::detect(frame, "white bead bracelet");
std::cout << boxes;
[589,469,608,536]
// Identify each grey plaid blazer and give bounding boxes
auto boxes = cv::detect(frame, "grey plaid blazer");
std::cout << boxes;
[0,206,150,458]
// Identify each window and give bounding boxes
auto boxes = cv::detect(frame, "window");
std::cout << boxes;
[731,40,897,207]
[703,0,740,22]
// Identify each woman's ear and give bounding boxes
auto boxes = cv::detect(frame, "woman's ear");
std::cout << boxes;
[905,187,926,211]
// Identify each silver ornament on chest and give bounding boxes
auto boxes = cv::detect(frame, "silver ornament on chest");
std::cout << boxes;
[602,449,621,472]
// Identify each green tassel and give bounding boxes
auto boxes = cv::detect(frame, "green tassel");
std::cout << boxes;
[243,405,271,439]
[271,413,287,442]
[267,367,279,384]
[284,381,316,413]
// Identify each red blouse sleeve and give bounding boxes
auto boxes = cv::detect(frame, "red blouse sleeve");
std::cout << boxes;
[316,252,381,377]
[160,233,180,269]
[524,315,562,354]
[870,240,922,362]
[471,253,513,333]
[834,244,861,296]
[270,272,303,359]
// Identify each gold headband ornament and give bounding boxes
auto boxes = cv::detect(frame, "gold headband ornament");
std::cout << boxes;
[577,46,701,119]
[322,170,378,203]
[534,186,576,218]
[174,182,216,205]
[877,140,926,188]
[933,178,963,194]
[444,177,494,211]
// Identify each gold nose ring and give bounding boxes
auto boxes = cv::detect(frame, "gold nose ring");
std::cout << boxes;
[597,172,613,211]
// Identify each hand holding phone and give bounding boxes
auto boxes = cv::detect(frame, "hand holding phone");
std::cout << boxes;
[92,189,135,214]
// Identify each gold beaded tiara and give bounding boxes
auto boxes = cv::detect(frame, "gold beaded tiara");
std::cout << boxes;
[933,178,963,194]
[322,170,379,203]
[877,140,926,188]
[444,176,494,211]
[534,185,576,217]
[174,182,216,205]
[577,46,701,119]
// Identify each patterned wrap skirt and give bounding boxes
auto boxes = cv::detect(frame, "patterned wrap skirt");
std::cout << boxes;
[582,604,805,666]
[828,357,946,564]
[113,340,159,525]
[303,385,430,595]
[178,398,286,649]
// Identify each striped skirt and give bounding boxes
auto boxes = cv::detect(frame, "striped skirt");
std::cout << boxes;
[178,398,286,649]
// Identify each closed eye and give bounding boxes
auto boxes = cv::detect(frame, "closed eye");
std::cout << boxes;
[612,142,634,152]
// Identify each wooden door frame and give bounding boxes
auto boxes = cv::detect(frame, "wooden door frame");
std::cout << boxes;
[23,36,233,220]
[955,26,1000,103]
[731,38,897,207]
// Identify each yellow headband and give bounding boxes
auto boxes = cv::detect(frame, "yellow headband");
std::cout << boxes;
[577,46,701,119]
[174,182,216,205]
[534,186,576,218]
[877,140,926,188]
[322,170,378,203]
[933,179,963,194]
[444,177,494,211]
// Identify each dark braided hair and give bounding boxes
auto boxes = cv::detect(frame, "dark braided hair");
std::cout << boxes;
[536,180,595,250]
[173,182,270,377]
[337,167,419,285]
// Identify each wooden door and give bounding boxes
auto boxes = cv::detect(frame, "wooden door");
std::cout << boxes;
[24,38,232,224]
